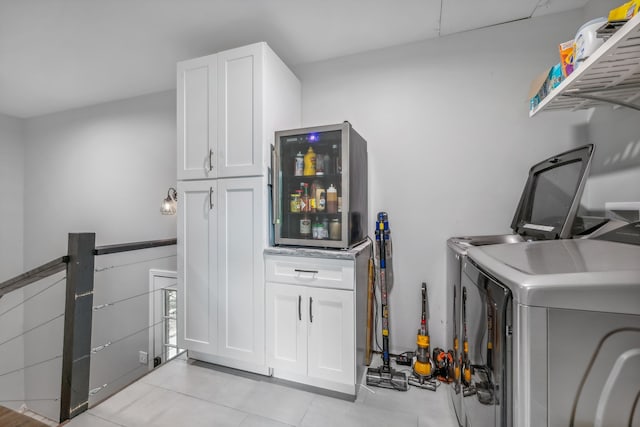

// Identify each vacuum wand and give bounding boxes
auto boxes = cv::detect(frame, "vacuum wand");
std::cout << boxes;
[365,212,408,391]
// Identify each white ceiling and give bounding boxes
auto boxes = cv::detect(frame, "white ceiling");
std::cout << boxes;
[0,0,588,118]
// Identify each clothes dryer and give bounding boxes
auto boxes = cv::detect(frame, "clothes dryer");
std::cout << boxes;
[464,231,640,427]
[446,144,602,425]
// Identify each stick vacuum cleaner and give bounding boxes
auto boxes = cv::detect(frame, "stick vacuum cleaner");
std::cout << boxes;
[366,212,409,391]
[408,282,437,390]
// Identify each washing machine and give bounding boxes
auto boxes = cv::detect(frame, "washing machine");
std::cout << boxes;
[462,222,640,427]
[445,144,614,426]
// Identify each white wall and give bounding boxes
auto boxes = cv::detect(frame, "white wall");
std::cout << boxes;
[585,0,620,17]
[0,113,25,410]
[21,91,178,419]
[23,90,177,267]
[579,0,640,211]
[582,106,640,213]
[0,113,24,280]
[296,9,591,352]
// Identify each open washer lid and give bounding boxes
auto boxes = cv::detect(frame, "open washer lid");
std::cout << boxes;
[510,144,594,240]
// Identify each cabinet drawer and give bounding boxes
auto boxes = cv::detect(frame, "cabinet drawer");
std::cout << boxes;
[265,255,354,290]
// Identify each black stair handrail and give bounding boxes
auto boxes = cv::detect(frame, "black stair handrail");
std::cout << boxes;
[0,256,69,299]
[0,234,177,422]
[94,238,176,256]
[0,237,178,298]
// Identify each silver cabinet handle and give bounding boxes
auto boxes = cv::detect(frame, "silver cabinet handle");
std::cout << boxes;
[209,187,214,210]
[309,297,313,323]
[298,295,301,321]
[209,149,214,171]
[294,269,318,275]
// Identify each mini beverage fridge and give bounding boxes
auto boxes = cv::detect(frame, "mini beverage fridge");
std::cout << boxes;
[273,122,368,248]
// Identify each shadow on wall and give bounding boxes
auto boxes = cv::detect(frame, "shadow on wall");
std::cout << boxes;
[576,105,640,215]
[585,106,640,176]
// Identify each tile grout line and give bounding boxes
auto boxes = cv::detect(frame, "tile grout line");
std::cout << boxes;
[141,360,326,426]
[135,376,297,427]
[295,394,322,427]
[79,411,128,427]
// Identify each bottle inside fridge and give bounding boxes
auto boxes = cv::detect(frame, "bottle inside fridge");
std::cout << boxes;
[274,122,367,249]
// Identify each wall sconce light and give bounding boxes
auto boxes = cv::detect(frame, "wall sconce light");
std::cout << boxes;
[161,187,177,215]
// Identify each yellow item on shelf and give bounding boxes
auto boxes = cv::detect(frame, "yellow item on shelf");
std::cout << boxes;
[609,0,640,21]
[303,147,316,176]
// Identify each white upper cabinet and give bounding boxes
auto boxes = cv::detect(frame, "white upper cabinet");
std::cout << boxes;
[177,42,301,180]
[177,55,218,179]
[217,44,261,178]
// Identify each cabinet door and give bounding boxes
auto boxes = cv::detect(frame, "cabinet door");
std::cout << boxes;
[177,181,217,354]
[216,177,266,364]
[266,283,307,374]
[217,44,263,178]
[307,287,354,385]
[177,55,217,180]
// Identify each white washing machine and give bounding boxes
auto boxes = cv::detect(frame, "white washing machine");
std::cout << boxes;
[464,222,640,427]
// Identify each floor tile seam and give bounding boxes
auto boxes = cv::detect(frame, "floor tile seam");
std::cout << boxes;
[255,413,297,427]
[83,411,128,427]
[144,370,449,419]
[351,390,431,421]
[239,401,308,427]
[139,365,236,386]
[247,412,300,427]
[358,401,441,419]
[236,382,314,427]
[138,359,188,382]
[350,402,422,424]
[89,391,147,416]
[294,398,314,427]
[135,380,267,421]
[301,394,361,425]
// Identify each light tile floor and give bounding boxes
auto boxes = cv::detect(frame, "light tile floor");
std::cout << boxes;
[65,355,459,427]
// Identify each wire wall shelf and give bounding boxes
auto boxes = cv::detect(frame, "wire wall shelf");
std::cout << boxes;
[530,12,640,116]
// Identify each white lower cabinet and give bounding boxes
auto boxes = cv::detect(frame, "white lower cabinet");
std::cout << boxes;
[265,250,368,395]
[266,283,308,375]
[306,287,354,384]
[178,177,267,373]
[177,180,218,356]
[266,283,354,383]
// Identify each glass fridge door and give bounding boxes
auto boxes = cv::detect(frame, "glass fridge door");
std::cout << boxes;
[275,128,345,246]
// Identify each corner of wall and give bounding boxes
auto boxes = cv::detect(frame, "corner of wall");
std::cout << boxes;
[0,113,25,280]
